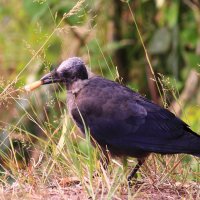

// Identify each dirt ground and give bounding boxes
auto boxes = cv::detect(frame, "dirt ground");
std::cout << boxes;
[1,179,199,200]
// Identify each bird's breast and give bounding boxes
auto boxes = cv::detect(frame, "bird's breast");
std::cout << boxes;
[66,92,77,117]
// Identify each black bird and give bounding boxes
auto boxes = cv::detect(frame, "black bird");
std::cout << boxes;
[25,57,200,184]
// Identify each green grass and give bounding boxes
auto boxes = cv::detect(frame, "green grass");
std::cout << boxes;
[0,56,199,199]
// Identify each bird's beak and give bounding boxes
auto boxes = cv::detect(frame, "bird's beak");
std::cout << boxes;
[40,70,62,85]
[24,69,62,92]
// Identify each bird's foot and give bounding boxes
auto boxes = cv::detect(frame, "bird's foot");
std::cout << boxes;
[128,179,133,188]
[127,173,144,188]
[128,179,145,188]
[127,176,137,188]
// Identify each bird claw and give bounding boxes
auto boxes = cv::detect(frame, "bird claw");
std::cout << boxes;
[127,176,137,188]
[128,178,144,188]
[128,179,133,188]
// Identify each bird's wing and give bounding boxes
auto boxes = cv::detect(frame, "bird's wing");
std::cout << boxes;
[121,97,200,155]
[71,77,200,156]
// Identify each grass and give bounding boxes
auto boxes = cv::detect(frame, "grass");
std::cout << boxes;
[0,0,200,199]
[0,61,199,200]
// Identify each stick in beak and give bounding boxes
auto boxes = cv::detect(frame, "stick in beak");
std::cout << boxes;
[24,80,43,92]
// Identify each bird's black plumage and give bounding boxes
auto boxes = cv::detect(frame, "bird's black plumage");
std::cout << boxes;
[39,57,200,183]
[70,76,200,157]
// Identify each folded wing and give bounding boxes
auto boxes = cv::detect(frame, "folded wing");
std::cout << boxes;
[71,77,200,157]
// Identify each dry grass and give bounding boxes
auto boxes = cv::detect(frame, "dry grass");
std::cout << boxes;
[0,168,199,200]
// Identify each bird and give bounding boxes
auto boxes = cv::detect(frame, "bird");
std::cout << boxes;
[25,57,200,185]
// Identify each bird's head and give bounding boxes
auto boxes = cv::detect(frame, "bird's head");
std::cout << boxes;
[25,57,88,91]
[41,57,88,85]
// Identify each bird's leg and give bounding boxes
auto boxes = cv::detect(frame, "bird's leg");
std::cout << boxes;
[90,139,110,169]
[127,158,145,186]
[100,148,110,170]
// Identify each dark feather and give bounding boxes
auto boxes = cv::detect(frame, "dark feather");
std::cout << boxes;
[70,76,200,158]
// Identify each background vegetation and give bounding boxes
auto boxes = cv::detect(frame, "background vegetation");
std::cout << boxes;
[0,0,199,199]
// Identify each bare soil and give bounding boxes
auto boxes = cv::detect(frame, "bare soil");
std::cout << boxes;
[1,178,199,200]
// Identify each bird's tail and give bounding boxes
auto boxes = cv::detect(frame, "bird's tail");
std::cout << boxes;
[184,129,200,157]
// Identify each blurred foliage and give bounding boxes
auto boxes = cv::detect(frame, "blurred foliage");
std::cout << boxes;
[0,0,199,182]
[0,0,199,81]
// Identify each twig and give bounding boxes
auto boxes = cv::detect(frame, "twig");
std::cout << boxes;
[169,70,199,116]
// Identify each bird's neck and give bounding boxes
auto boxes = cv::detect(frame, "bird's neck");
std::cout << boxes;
[66,79,89,94]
